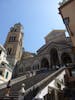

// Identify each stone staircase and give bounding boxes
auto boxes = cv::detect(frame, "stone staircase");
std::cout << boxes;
[0,70,53,99]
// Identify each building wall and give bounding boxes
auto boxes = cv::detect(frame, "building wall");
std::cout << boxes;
[4,27,74,77]
[59,0,75,47]
[14,35,74,77]
[37,42,73,68]
[4,23,23,66]
[0,45,8,64]
[45,30,66,44]
[0,45,12,83]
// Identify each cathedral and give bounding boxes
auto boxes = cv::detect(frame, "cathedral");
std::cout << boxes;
[4,23,75,77]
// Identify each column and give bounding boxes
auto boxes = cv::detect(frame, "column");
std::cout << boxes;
[54,90,58,100]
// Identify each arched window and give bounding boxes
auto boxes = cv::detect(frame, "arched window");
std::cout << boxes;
[41,58,49,68]
[7,48,12,55]
[9,36,16,42]
[61,52,72,64]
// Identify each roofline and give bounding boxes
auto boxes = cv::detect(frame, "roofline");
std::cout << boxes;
[45,29,66,39]
[37,41,71,54]
[58,0,74,37]
[59,0,74,10]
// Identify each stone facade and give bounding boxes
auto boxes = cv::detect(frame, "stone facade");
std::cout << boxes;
[0,44,8,64]
[0,44,12,84]
[14,30,75,77]
[4,23,23,66]
[59,0,75,51]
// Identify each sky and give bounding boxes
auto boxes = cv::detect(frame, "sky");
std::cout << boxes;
[0,0,66,53]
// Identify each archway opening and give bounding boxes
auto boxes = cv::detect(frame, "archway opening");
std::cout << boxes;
[61,52,72,64]
[50,48,59,67]
[41,58,49,69]
[33,64,39,70]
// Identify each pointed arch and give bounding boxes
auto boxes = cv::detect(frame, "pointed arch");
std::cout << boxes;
[41,58,49,68]
[61,52,72,64]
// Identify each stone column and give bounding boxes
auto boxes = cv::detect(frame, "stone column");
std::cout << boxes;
[49,55,52,70]
[58,51,62,67]
[18,83,25,100]
[70,53,75,63]
[54,90,58,100]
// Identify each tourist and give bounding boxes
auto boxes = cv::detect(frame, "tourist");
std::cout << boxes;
[5,80,11,96]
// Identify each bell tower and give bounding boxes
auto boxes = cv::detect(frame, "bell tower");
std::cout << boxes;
[4,23,24,66]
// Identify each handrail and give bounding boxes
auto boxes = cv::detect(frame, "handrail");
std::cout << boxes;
[0,70,36,89]
[24,67,65,95]
[0,67,65,91]
[0,74,27,89]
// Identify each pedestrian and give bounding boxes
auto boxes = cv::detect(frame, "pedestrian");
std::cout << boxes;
[5,80,11,96]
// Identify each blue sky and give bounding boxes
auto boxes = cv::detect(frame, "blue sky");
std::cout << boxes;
[0,0,66,53]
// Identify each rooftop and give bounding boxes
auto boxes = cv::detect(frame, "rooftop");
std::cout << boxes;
[59,0,74,8]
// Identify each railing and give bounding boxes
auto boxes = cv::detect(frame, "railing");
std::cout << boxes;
[24,67,65,100]
[0,96,18,100]
[0,74,27,90]
[0,67,66,100]
[0,70,36,90]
